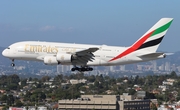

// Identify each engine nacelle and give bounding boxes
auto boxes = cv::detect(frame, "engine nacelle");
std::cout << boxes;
[56,53,72,63]
[44,56,59,65]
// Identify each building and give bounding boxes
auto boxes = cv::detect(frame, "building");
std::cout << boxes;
[57,65,72,74]
[9,106,47,110]
[120,65,126,71]
[151,61,157,71]
[165,62,171,71]
[69,79,87,85]
[58,94,150,110]
[59,95,117,110]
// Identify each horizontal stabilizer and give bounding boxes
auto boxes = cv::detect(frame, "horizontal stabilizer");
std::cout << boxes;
[138,52,165,58]
[165,52,174,55]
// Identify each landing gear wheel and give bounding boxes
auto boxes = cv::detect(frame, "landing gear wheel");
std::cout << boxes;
[11,63,15,67]
[71,66,93,72]
[71,68,75,71]
[89,68,93,71]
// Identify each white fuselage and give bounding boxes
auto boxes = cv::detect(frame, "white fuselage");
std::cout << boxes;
[2,41,164,67]
[2,18,173,69]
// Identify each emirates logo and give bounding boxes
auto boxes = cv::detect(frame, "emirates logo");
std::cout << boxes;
[61,55,64,61]
[48,58,52,63]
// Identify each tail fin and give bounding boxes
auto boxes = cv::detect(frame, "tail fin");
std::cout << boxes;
[109,18,173,62]
[131,18,173,52]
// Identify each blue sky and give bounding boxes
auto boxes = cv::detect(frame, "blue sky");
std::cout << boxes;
[0,1,179,52]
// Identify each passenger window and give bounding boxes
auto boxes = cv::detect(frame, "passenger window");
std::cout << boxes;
[7,47,10,49]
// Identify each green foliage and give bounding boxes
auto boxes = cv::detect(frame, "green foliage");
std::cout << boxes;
[128,89,136,95]
[41,76,51,82]
[146,92,155,99]
[2,106,9,110]
[151,103,157,110]
[88,75,96,82]
[0,74,20,90]
[0,71,180,106]
[1,95,7,102]
[15,100,24,107]
[169,71,177,78]
[5,94,15,106]
[7,83,18,90]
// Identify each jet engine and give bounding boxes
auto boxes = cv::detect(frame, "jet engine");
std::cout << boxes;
[44,56,59,65]
[56,53,73,63]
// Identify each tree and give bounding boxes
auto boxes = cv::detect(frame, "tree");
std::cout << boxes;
[7,83,18,90]
[169,71,177,78]
[2,106,9,110]
[88,75,95,82]
[15,100,23,107]
[146,92,155,99]
[128,89,136,95]
[151,103,157,110]
[28,77,32,81]
[41,76,51,82]
[96,74,104,83]
[20,79,27,87]
[39,92,46,100]
[8,74,20,84]
[7,95,14,106]
[94,81,99,87]
[54,74,63,82]
[134,75,139,84]
[1,95,7,102]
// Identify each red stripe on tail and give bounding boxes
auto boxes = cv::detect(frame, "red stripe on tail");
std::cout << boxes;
[109,30,154,62]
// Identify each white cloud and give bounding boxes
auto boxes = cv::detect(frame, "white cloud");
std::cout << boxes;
[60,27,74,32]
[39,25,56,31]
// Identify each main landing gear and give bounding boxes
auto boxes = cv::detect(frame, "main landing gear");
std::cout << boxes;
[11,59,15,67]
[71,66,93,72]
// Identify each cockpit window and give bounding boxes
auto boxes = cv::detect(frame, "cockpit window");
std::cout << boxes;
[7,47,10,49]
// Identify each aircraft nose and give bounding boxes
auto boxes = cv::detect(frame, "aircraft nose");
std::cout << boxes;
[2,49,8,57]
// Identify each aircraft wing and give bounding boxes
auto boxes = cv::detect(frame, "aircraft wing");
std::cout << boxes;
[76,47,99,55]
[73,47,99,65]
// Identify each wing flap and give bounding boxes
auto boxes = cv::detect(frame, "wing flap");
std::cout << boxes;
[74,47,99,65]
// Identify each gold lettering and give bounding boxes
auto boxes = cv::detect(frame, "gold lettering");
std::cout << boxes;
[43,46,47,52]
[24,44,58,53]
[51,47,54,53]
[24,44,29,52]
[62,48,76,53]
[47,46,51,53]
[38,45,42,52]
[51,47,58,53]
[30,45,38,52]
[30,46,33,52]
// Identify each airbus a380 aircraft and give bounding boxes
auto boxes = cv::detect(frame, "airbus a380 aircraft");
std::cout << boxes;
[2,18,173,72]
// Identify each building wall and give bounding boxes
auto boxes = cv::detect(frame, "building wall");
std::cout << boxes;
[81,95,117,101]
[119,100,150,110]
[120,94,134,101]
[58,100,116,110]
[58,95,150,110]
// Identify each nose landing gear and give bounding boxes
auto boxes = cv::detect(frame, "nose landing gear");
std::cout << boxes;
[11,59,15,67]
